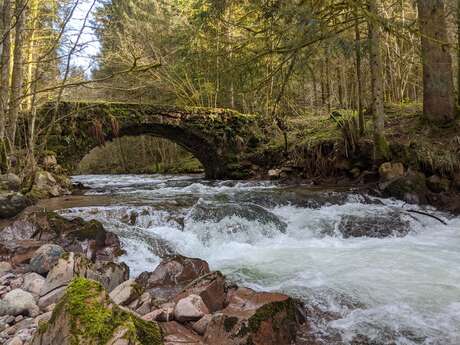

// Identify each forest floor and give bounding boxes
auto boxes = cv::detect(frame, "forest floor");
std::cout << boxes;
[283,102,460,177]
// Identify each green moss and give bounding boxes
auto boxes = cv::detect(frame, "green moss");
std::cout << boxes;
[72,220,106,242]
[38,277,163,345]
[26,186,49,201]
[38,320,49,334]
[224,316,238,332]
[247,299,296,334]
[375,135,391,161]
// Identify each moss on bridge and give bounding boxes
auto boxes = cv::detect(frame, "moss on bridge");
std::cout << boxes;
[41,101,262,179]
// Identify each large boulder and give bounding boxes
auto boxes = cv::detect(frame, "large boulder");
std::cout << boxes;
[29,244,65,275]
[0,192,28,219]
[335,213,410,238]
[174,271,226,313]
[380,171,427,204]
[0,173,21,191]
[39,252,129,308]
[136,255,210,301]
[426,175,450,193]
[0,240,44,266]
[32,170,61,198]
[188,201,287,241]
[204,287,299,345]
[0,211,123,262]
[0,289,39,317]
[30,277,163,345]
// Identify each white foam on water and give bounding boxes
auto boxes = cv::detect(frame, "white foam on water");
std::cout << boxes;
[63,174,460,344]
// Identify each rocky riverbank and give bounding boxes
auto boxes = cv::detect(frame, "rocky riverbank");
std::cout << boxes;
[0,210,304,345]
[268,160,460,215]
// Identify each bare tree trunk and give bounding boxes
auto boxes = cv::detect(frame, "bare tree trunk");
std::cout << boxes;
[337,66,343,108]
[8,0,27,147]
[417,0,456,125]
[307,64,318,107]
[368,0,389,161]
[355,7,365,136]
[0,0,12,141]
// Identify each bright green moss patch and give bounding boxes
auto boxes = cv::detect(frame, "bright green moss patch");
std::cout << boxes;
[39,277,163,345]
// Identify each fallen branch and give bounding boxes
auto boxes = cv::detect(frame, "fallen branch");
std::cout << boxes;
[405,209,448,225]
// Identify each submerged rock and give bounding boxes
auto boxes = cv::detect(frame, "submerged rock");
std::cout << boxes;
[188,201,287,239]
[190,201,287,230]
[335,213,410,238]
[30,277,163,345]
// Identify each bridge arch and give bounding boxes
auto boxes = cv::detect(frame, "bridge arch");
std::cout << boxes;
[105,123,227,178]
[43,102,261,179]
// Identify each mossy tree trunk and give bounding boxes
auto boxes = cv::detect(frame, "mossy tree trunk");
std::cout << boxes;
[354,4,365,136]
[417,0,456,126]
[0,0,12,142]
[368,0,389,161]
[8,0,27,147]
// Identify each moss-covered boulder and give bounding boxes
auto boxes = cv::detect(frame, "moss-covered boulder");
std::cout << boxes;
[0,191,29,219]
[31,277,163,345]
[380,171,428,204]
[204,287,299,345]
[0,210,123,261]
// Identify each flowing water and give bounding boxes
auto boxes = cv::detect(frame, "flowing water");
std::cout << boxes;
[57,174,460,345]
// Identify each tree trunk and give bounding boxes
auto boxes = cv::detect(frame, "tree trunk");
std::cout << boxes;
[0,0,12,141]
[8,0,27,147]
[368,0,389,161]
[355,7,365,136]
[417,0,456,125]
[457,0,460,105]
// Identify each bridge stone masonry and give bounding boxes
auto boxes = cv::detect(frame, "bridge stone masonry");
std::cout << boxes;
[43,101,266,179]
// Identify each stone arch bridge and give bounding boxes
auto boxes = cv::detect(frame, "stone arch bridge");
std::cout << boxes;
[43,102,264,179]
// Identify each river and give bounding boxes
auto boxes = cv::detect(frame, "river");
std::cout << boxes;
[55,174,460,345]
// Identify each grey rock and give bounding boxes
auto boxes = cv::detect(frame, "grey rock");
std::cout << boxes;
[192,314,212,335]
[174,294,209,323]
[0,174,21,191]
[0,289,39,317]
[0,192,28,219]
[29,244,65,275]
[38,287,66,310]
[22,273,45,297]
[109,279,141,306]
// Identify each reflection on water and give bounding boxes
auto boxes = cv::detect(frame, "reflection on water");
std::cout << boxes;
[55,174,460,345]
